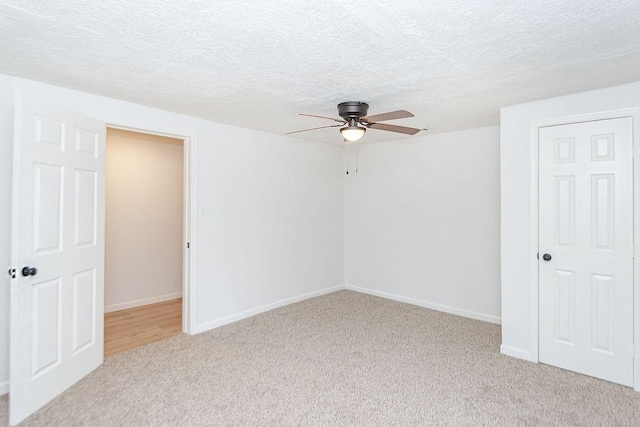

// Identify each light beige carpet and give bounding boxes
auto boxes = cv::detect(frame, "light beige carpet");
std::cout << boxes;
[2,290,640,425]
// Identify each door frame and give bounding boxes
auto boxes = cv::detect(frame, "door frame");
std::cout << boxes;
[105,123,197,335]
[528,107,640,390]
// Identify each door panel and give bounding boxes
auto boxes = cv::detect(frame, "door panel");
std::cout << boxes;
[33,163,64,253]
[591,273,614,354]
[72,269,97,354]
[74,169,98,247]
[553,269,575,344]
[539,117,633,386]
[10,94,105,425]
[31,278,62,377]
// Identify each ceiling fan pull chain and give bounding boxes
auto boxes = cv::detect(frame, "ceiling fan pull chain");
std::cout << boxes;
[345,139,349,174]
[355,141,359,173]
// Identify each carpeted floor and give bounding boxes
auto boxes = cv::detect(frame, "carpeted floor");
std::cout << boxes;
[2,290,640,425]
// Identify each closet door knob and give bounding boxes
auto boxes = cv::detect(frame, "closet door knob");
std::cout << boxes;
[21,266,38,277]
[542,254,552,261]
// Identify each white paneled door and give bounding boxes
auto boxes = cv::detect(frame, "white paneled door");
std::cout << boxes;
[539,117,634,386]
[10,95,105,425]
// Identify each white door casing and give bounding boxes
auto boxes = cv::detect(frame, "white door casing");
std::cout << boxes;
[538,117,634,386]
[10,94,106,425]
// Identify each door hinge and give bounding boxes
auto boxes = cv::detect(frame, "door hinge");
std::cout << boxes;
[7,268,16,279]
[187,242,190,249]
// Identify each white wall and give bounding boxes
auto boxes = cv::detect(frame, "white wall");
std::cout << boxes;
[345,126,501,323]
[500,80,640,360]
[0,75,345,390]
[105,129,184,312]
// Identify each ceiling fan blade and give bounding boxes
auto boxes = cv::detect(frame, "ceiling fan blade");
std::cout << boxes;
[285,124,344,135]
[300,113,345,123]
[369,123,421,135]
[363,110,414,122]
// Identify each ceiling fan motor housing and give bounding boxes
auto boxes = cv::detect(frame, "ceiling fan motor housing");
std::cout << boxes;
[337,102,369,120]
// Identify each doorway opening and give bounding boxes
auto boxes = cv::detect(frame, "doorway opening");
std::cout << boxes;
[104,127,186,357]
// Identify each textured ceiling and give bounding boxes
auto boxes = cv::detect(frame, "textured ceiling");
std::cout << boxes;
[2,0,640,143]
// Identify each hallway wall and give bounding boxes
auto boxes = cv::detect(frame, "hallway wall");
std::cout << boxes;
[105,128,184,312]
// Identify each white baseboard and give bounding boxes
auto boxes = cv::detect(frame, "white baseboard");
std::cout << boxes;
[345,284,502,325]
[105,292,183,313]
[193,285,346,334]
[0,379,8,396]
[500,344,536,362]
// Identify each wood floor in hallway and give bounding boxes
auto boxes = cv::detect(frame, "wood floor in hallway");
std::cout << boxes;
[104,298,182,357]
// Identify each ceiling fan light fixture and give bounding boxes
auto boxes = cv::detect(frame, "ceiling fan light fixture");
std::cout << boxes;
[340,125,366,142]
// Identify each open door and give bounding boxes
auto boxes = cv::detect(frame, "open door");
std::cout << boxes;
[9,93,106,425]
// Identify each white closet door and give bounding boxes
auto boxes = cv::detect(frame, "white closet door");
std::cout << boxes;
[539,117,633,386]
[10,94,106,425]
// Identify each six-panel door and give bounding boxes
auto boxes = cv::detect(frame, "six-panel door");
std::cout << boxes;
[10,95,105,425]
[539,117,634,386]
